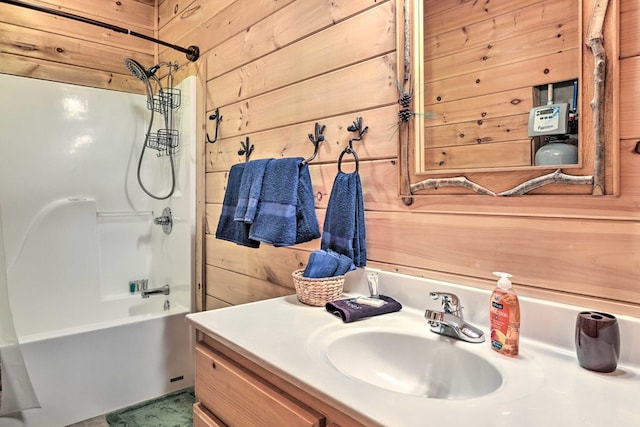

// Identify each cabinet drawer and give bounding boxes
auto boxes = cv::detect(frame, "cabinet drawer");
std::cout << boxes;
[193,402,226,427]
[195,344,324,427]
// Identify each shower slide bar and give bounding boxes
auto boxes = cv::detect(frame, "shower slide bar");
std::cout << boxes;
[1,0,200,61]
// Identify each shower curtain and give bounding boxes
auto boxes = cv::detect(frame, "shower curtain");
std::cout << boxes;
[0,201,40,416]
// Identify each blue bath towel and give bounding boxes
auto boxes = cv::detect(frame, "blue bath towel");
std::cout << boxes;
[249,157,319,247]
[321,171,366,266]
[295,162,321,244]
[215,163,260,248]
[234,158,273,224]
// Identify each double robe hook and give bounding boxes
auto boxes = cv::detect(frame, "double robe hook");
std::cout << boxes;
[238,136,254,162]
[303,122,326,165]
[338,117,368,173]
[206,108,222,143]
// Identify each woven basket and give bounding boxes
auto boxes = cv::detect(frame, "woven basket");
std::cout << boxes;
[292,269,345,306]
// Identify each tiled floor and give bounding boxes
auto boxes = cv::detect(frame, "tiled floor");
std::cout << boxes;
[67,415,109,427]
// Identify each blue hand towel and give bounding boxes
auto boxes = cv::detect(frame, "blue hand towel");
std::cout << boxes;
[215,163,260,248]
[327,249,356,275]
[249,158,302,246]
[354,173,367,266]
[295,162,321,244]
[234,158,272,224]
[303,250,341,278]
[321,171,367,266]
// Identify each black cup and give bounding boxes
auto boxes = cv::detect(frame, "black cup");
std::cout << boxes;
[575,311,620,373]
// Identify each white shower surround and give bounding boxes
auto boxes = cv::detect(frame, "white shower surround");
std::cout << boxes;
[0,73,196,426]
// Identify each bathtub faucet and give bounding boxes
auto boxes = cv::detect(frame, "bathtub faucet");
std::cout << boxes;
[141,284,170,298]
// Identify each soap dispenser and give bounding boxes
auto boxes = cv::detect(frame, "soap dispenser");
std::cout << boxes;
[489,272,520,357]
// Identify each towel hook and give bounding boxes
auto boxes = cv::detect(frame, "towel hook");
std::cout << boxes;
[303,122,325,165]
[338,117,368,173]
[206,108,223,143]
[238,136,254,162]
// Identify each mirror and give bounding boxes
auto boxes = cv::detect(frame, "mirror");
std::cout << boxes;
[397,0,613,199]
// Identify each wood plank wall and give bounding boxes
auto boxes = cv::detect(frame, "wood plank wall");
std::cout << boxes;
[0,0,155,93]
[3,1,638,317]
[155,0,640,317]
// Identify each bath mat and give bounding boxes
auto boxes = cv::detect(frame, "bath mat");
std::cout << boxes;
[106,388,194,427]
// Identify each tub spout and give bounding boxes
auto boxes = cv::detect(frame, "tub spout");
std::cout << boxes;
[141,284,170,298]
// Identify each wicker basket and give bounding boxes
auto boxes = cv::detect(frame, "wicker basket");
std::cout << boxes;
[292,269,345,306]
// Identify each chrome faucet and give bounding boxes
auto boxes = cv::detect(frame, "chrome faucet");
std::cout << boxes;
[153,207,173,234]
[425,292,485,343]
[141,284,170,298]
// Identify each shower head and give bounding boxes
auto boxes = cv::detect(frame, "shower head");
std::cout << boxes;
[124,58,160,82]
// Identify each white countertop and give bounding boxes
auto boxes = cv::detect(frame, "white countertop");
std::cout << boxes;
[187,269,640,427]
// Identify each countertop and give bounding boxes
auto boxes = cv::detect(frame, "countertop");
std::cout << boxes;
[186,269,640,427]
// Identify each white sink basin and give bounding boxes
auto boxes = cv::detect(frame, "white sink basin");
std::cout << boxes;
[325,330,503,399]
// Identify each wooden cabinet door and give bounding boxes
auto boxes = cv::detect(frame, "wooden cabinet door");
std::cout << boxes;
[195,344,325,427]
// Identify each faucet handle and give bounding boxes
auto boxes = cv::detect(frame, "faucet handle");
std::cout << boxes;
[429,292,463,317]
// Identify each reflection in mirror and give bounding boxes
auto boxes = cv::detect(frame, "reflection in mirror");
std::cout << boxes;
[398,0,611,198]
[418,0,579,173]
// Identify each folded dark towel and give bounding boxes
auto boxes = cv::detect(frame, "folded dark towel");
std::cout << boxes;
[249,158,320,247]
[321,171,366,266]
[215,163,260,248]
[325,295,402,323]
[234,158,273,224]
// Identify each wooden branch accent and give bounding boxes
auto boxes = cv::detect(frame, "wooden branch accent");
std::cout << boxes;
[410,169,594,197]
[498,169,594,196]
[586,0,610,196]
[410,176,497,196]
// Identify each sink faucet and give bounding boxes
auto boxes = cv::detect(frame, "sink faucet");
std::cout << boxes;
[425,292,485,343]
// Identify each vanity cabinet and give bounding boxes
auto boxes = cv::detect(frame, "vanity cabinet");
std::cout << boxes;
[193,331,370,427]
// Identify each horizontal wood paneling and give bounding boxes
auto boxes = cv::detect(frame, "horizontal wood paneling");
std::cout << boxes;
[424,140,533,170]
[424,0,578,61]
[0,22,153,75]
[204,0,380,80]
[0,0,154,92]
[208,54,396,138]
[207,3,395,108]
[620,0,640,58]
[620,56,640,139]
[0,0,154,53]
[424,49,579,106]
[197,0,640,316]
[365,210,640,305]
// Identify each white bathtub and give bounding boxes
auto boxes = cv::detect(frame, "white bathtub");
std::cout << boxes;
[0,74,196,426]
[2,198,194,427]
[5,297,194,427]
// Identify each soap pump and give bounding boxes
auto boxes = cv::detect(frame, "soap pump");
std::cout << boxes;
[489,272,520,357]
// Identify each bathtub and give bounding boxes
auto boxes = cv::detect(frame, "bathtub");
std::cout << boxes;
[2,198,194,427]
[8,297,194,427]
[0,74,196,426]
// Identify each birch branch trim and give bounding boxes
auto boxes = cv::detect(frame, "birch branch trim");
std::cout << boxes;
[586,0,609,195]
[410,169,594,196]
[410,176,497,196]
[498,169,594,196]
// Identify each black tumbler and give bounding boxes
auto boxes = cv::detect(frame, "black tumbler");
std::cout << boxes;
[575,311,620,373]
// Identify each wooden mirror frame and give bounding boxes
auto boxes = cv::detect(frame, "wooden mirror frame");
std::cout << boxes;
[397,0,617,203]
